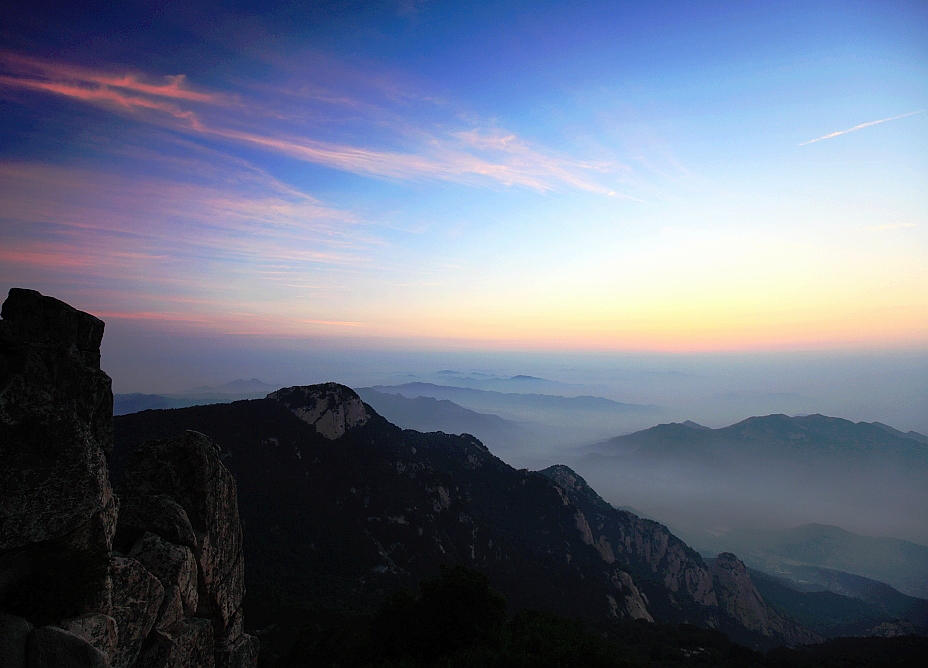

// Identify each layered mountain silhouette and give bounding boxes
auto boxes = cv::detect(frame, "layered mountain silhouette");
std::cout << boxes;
[111,384,928,659]
[113,384,819,652]
[114,379,278,415]
[578,414,928,550]
[355,388,527,451]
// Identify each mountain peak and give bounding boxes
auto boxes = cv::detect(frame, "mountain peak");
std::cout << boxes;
[268,383,370,440]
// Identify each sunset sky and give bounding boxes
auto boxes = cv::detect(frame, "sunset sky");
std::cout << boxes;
[2,1,927,362]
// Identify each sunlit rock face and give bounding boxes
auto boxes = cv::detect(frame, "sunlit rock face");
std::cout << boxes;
[268,383,369,439]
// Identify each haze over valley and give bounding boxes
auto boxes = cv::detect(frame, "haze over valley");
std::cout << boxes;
[2,0,927,665]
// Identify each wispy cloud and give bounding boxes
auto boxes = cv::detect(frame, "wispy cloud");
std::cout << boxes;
[867,223,917,231]
[0,52,622,194]
[799,110,925,146]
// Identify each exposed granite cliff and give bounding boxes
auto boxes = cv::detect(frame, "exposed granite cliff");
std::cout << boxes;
[541,465,819,647]
[0,288,257,667]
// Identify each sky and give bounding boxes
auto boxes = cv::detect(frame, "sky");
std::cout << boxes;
[1,1,927,397]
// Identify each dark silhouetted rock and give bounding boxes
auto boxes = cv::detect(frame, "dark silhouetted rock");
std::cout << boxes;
[1,289,257,667]
[0,612,33,668]
[58,614,118,661]
[134,617,214,668]
[118,432,244,637]
[1,288,116,623]
[115,496,197,552]
[26,625,108,668]
[215,633,259,668]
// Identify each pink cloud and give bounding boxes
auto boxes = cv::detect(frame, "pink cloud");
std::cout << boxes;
[1,52,623,194]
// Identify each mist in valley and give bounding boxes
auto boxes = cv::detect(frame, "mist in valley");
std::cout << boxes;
[103,326,928,556]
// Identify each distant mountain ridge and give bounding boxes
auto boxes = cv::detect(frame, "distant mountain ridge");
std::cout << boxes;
[373,382,655,413]
[114,378,279,415]
[355,387,526,451]
[580,412,928,545]
[113,384,821,651]
[595,414,928,465]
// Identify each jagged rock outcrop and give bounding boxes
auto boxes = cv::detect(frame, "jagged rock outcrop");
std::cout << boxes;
[268,383,369,439]
[541,465,718,620]
[541,465,822,647]
[711,553,819,645]
[0,289,116,624]
[0,288,257,668]
[115,431,257,667]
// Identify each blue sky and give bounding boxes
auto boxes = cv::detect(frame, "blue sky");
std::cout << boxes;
[2,0,927,366]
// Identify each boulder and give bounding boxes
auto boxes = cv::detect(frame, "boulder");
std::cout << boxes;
[108,557,163,668]
[58,614,117,661]
[216,633,260,668]
[115,495,197,553]
[26,625,108,668]
[134,617,214,668]
[119,432,244,629]
[0,612,33,668]
[128,533,198,616]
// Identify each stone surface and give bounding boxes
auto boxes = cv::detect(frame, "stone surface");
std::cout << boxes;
[154,587,185,633]
[134,617,214,668]
[711,552,818,645]
[119,432,244,628]
[58,614,117,661]
[268,383,369,439]
[0,289,114,550]
[115,495,197,552]
[0,612,33,668]
[108,557,164,668]
[0,288,116,624]
[128,533,198,616]
[216,633,260,668]
[26,625,108,668]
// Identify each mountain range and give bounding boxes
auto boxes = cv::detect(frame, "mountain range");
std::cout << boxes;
[575,414,928,551]
[110,383,928,662]
[113,379,279,415]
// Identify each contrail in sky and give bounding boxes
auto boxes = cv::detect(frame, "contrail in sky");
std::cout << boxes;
[799,109,925,146]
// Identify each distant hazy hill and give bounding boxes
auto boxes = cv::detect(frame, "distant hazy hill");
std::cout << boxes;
[594,414,928,467]
[715,524,928,600]
[114,378,278,415]
[374,382,653,413]
[371,382,660,453]
[574,414,928,553]
[355,387,526,451]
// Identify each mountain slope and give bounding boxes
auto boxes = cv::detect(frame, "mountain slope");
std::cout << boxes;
[716,524,928,600]
[354,387,525,451]
[112,384,811,649]
[577,414,928,549]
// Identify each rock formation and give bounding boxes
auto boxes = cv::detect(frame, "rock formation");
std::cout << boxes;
[0,288,257,667]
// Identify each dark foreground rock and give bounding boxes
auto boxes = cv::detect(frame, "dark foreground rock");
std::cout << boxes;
[0,288,257,667]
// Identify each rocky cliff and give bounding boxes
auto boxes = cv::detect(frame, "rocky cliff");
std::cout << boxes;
[0,288,257,668]
[112,382,823,655]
